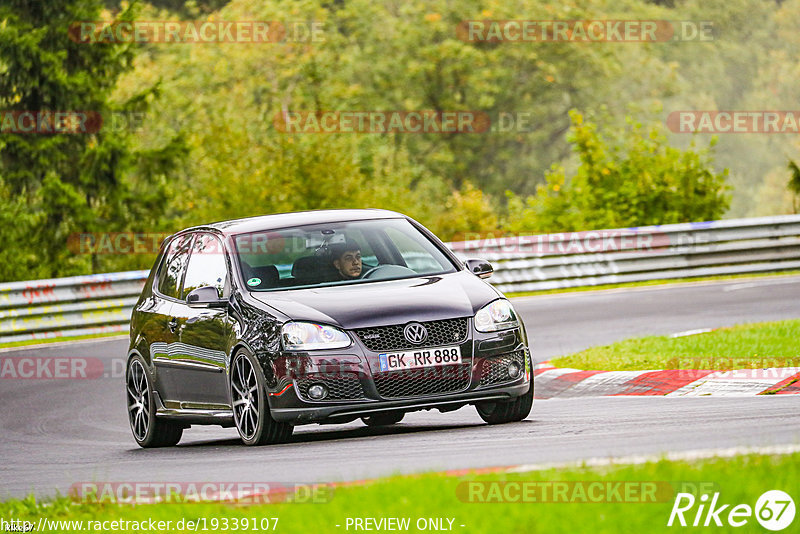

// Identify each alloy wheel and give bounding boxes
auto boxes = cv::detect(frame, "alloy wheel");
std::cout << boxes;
[127,359,151,441]
[231,353,260,440]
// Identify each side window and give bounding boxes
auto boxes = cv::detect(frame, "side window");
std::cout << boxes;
[182,233,228,299]
[157,234,193,299]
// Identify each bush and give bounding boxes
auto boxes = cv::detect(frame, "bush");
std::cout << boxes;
[505,111,730,233]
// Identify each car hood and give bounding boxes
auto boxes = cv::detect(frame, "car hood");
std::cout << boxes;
[250,271,501,329]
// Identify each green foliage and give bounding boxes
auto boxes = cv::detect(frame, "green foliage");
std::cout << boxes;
[432,182,499,242]
[104,0,230,16]
[0,0,185,281]
[118,0,686,249]
[788,160,800,213]
[0,177,40,281]
[119,0,510,243]
[657,0,800,217]
[505,111,730,233]
[5,0,798,282]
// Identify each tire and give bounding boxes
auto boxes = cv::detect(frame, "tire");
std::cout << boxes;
[126,355,184,448]
[230,349,293,446]
[362,412,404,427]
[475,380,534,425]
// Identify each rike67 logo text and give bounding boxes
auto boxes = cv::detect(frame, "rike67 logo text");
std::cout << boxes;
[668,490,795,531]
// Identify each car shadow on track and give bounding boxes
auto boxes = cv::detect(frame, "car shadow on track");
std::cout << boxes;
[291,422,486,443]
[122,418,536,453]
[168,422,485,449]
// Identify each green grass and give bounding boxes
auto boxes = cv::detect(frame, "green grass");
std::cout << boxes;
[550,319,800,371]
[2,452,798,533]
[0,331,126,350]
[506,270,800,298]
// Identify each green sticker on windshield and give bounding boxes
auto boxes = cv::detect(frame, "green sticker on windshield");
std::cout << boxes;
[246,277,261,287]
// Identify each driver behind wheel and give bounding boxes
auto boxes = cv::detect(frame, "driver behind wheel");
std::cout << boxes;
[330,239,363,280]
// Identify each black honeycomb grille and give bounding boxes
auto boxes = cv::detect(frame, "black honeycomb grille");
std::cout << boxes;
[295,373,365,401]
[373,364,471,399]
[355,318,469,352]
[479,351,527,386]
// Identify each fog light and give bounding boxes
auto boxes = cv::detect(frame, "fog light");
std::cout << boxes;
[307,384,328,400]
[507,362,521,379]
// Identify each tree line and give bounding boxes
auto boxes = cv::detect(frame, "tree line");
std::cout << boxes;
[2,0,798,282]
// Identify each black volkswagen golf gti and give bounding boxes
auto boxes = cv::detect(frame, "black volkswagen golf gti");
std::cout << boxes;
[126,209,533,447]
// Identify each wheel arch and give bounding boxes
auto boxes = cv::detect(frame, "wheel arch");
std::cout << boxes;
[126,347,152,370]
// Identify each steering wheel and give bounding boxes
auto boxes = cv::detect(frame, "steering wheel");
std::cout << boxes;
[362,264,416,280]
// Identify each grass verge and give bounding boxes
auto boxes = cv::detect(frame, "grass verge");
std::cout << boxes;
[549,319,800,371]
[1,452,797,533]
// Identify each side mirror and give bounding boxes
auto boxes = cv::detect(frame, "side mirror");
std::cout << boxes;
[464,258,493,279]
[186,286,227,308]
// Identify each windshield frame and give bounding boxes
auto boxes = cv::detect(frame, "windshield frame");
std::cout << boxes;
[230,217,461,292]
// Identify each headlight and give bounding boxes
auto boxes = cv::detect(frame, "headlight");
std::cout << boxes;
[281,322,352,351]
[474,299,519,332]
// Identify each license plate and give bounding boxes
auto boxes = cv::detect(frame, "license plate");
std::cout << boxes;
[378,346,462,372]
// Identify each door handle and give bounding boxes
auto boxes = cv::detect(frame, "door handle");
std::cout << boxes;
[168,317,178,333]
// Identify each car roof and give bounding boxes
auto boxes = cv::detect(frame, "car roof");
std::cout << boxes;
[177,209,408,236]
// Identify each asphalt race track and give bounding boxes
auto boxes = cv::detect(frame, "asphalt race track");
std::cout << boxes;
[2,276,799,499]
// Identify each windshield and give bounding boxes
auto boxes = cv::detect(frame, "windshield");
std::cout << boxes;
[233,218,458,291]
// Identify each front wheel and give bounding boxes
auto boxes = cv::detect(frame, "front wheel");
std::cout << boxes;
[126,355,183,448]
[475,381,533,425]
[230,350,293,446]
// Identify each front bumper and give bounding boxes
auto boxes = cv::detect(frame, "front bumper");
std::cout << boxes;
[271,382,531,423]
[264,321,532,424]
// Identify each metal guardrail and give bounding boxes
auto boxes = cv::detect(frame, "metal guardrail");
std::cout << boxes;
[0,271,148,344]
[1,215,799,344]
[449,214,800,293]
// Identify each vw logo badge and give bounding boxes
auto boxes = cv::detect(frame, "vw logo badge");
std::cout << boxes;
[403,322,428,344]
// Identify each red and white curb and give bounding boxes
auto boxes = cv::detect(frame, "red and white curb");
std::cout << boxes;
[533,362,800,398]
